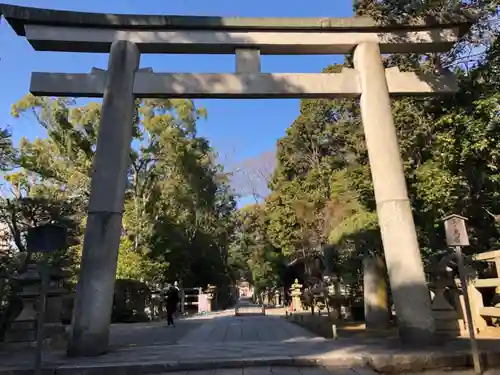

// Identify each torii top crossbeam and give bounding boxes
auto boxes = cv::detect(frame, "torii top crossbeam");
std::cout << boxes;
[1,4,475,54]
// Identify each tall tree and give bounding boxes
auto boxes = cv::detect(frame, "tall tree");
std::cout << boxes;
[9,94,236,287]
[249,0,500,292]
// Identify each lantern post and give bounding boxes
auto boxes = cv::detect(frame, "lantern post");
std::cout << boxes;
[27,223,68,375]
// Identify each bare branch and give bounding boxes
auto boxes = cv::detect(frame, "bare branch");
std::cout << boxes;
[230,151,276,203]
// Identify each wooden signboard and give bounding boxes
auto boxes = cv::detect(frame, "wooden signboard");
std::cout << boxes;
[443,214,469,247]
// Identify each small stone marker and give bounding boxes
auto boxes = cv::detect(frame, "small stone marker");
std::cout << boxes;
[332,324,338,340]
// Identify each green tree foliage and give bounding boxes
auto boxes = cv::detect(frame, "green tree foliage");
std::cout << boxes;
[6,95,236,288]
[228,204,285,293]
[234,0,500,290]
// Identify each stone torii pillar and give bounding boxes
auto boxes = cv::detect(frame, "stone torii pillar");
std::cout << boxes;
[67,40,140,357]
[354,42,435,342]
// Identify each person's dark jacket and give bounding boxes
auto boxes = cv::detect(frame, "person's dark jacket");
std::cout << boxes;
[165,287,179,310]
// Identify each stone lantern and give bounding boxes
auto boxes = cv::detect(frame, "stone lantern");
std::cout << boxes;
[5,263,41,343]
[289,279,303,312]
[5,223,70,347]
[5,262,70,345]
[274,289,280,307]
[45,265,71,324]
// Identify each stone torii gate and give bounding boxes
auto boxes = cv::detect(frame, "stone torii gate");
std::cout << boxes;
[1,4,473,356]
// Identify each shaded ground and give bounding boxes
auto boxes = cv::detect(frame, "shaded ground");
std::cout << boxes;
[145,367,370,374]
[0,305,499,374]
[109,319,204,348]
[402,371,500,375]
[179,315,319,344]
[269,307,500,340]
[162,370,500,375]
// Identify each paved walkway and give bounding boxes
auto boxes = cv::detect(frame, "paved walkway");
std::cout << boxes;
[149,367,368,375]
[153,370,500,375]
[109,319,204,348]
[179,315,320,344]
[0,306,499,374]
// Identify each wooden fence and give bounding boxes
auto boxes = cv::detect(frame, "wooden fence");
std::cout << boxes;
[472,250,500,331]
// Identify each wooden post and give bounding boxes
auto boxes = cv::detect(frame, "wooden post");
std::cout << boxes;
[443,214,482,375]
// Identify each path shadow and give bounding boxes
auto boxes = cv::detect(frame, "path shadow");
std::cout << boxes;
[0,305,499,373]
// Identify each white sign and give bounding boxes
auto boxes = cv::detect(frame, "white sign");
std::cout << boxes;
[198,293,208,313]
[443,214,469,247]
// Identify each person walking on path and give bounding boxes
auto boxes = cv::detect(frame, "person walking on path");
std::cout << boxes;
[165,284,180,327]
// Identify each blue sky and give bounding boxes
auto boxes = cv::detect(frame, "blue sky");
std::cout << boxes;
[0,0,353,204]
